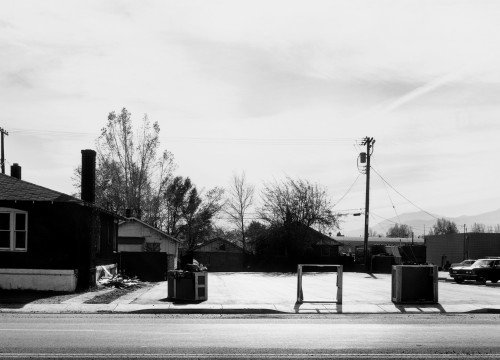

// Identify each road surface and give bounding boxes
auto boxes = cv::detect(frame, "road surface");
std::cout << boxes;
[0,313,498,359]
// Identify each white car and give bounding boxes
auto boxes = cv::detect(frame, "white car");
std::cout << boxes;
[448,259,476,274]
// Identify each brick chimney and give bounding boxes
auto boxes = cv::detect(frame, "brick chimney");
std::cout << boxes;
[81,149,96,204]
[10,163,21,180]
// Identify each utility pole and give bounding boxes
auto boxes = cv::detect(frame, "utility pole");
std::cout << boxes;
[463,224,467,259]
[361,137,375,270]
[0,127,8,174]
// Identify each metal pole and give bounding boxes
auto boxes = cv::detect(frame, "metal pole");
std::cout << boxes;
[363,137,374,270]
[1,131,4,174]
[463,224,467,259]
[0,127,8,175]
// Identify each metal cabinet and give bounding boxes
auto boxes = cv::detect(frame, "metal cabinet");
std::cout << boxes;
[392,265,438,304]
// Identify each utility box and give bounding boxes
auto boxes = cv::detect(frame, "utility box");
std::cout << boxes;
[392,265,438,304]
[167,271,207,301]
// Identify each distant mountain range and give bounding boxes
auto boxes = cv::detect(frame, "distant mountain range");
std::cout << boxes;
[345,209,500,237]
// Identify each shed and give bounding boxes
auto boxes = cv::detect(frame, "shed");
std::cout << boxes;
[118,217,180,271]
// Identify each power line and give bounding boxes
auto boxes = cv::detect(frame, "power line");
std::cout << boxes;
[371,166,439,221]
[10,128,97,137]
[10,128,359,145]
[370,211,427,232]
[379,170,401,223]
[371,157,401,224]
[369,212,389,235]
[333,174,361,208]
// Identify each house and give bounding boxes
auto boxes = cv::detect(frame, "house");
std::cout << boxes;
[336,236,425,255]
[336,236,426,266]
[0,150,120,291]
[192,237,245,271]
[303,228,344,262]
[426,233,500,268]
[118,217,180,280]
[253,225,344,271]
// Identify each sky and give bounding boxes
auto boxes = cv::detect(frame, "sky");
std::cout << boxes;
[2,0,500,236]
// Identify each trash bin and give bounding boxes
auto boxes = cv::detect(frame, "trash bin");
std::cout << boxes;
[167,270,208,301]
[391,265,438,304]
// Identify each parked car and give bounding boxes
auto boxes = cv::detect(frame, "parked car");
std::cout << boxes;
[448,259,476,274]
[449,258,500,284]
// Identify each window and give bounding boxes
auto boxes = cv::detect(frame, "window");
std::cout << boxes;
[144,242,161,252]
[0,208,27,251]
[321,246,331,257]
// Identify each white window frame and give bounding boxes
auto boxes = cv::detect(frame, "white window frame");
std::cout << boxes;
[0,208,28,252]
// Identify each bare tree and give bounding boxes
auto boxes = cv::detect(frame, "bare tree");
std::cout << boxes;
[258,177,340,258]
[141,150,176,228]
[368,228,378,237]
[259,177,339,231]
[386,223,411,238]
[431,218,459,235]
[470,222,486,233]
[97,108,159,217]
[74,108,176,225]
[225,172,255,253]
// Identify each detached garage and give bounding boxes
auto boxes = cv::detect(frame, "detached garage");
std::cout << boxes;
[192,238,245,272]
[118,217,180,280]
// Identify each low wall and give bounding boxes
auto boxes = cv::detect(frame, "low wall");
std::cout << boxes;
[0,269,78,292]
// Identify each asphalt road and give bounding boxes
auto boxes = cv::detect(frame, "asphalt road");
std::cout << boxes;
[0,313,499,359]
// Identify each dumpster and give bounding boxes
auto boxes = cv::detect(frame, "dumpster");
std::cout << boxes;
[167,270,207,301]
[391,265,438,304]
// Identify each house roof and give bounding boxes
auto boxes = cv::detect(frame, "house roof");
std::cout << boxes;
[193,237,244,251]
[0,173,81,203]
[335,236,424,244]
[306,227,344,246]
[119,217,181,243]
[0,173,123,219]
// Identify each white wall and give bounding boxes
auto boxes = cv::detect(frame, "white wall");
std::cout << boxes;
[0,269,77,292]
[119,222,178,253]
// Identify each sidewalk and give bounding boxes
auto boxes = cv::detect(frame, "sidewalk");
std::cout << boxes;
[1,271,500,315]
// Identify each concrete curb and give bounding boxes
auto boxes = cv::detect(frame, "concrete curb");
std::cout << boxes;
[2,302,500,315]
[3,272,497,316]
